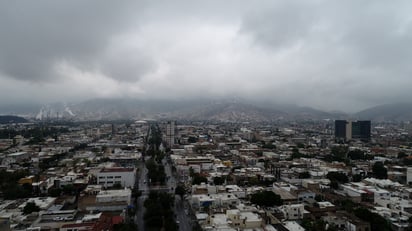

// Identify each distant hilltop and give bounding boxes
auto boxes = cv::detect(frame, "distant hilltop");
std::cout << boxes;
[1,99,412,122]
[355,103,412,122]
[0,115,28,124]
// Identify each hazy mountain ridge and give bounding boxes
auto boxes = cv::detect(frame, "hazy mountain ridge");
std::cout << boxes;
[355,103,412,121]
[20,99,349,121]
[0,115,28,124]
[2,99,412,122]
[166,102,288,122]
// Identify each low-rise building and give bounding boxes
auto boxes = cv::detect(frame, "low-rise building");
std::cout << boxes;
[96,167,135,188]
[78,188,132,212]
[278,204,307,220]
[190,193,239,210]
[226,209,263,229]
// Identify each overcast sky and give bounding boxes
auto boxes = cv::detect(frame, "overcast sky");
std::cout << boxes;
[1,0,411,112]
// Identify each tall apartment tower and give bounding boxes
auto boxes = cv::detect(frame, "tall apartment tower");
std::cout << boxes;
[335,120,371,142]
[166,121,176,147]
[335,120,348,142]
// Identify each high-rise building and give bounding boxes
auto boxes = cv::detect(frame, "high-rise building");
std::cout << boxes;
[166,121,176,147]
[351,120,371,141]
[335,120,348,142]
[335,120,371,142]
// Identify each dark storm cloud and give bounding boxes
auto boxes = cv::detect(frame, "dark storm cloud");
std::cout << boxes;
[0,0,149,82]
[1,0,412,112]
[239,0,412,111]
[241,1,319,49]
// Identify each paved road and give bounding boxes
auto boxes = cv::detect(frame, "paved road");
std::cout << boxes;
[135,194,147,231]
[162,158,193,231]
[163,158,176,192]
[135,129,192,231]
[135,158,149,231]
[175,196,192,231]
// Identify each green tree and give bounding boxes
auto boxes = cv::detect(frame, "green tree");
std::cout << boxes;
[398,152,407,159]
[23,202,40,214]
[192,174,207,185]
[314,194,323,202]
[188,136,198,143]
[175,185,186,200]
[403,157,412,166]
[3,184,31,199]
[164,216,178,231]
[329,181,341,189]
[113,223,138,231]
[22,183,33,195]
[213,176,225,185]
[348,149,365,160]
[354,208,392,231]
[250,191,283,207]
[291,147,302,159]
[144,191,176,230]
[262,143,276,150]
[301,218,336,231]
[82,158,91,167]
[297,143,305,149]
[327,172,348,189]
[0,170,31,199]
[326,172,348,183]
[48,188,62,197]
[62,184,75,195]
[146,158,166,184]
[373,162,388,179]
[113,182,122,189]
[352,174,362,182]
[328,146,348,162]
[340,199,357,213]
[298,172,311,179]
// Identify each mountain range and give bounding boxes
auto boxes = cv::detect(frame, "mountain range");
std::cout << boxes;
[354,103,412,122]
[0,99,411,122]
[0,115,28,124]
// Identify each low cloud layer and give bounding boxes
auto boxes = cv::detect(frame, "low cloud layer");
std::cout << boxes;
[1,0,412,112]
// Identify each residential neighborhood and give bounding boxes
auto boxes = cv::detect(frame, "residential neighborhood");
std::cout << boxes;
[1,119,412,231]
[2,1,412,231]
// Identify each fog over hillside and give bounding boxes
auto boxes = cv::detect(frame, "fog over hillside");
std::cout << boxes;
[1,1,412,113]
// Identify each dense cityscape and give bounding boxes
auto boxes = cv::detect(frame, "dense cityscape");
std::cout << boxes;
[0,117,411,231]
[2,1,412,231]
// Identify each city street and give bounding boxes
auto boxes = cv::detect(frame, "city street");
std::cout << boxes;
[135,157,149,231]
[175,196,192,231]
[162,158,192,231]
[135,122,192,231]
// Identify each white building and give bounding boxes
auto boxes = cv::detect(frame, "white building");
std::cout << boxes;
[19,197,56,211]
[203,213,236,231]
[367,188,390,202]
[283,221,306,231]
[96,167,136,188]
[279,204,306,220]
[96,188,132,204]
[407,167,412,185]
[225,185,247,199]
[191,193,239,210]
[226,209,263,229]
[78,188,132,212]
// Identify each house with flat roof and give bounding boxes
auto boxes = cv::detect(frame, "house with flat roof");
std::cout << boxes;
[96,167,135,188]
